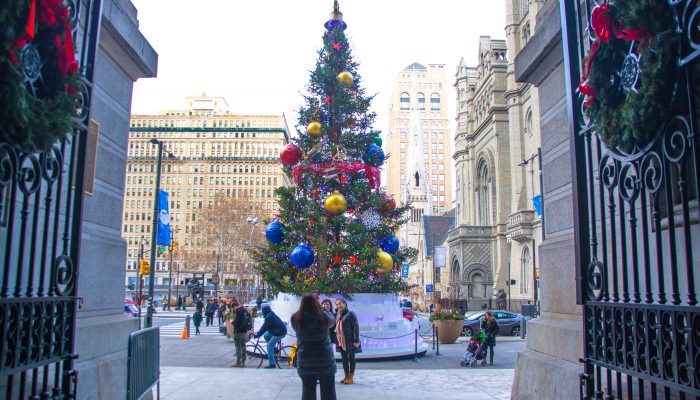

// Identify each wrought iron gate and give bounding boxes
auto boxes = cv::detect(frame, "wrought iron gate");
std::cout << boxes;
[0,1,102,398]
[561,0,700,398]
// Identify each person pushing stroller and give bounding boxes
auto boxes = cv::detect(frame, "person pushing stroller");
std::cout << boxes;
[460,331,487,367]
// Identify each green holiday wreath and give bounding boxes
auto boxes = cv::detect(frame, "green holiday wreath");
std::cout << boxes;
[579,0,679,153]
[0,0,81,152]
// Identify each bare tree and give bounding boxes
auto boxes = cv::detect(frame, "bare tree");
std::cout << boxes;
[188,194,267,299]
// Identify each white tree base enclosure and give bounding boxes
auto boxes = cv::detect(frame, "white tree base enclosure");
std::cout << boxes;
[252,293,429,360]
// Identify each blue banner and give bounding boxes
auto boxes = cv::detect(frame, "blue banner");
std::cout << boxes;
[426,284,433,293]
[401,263,410,278]
[532,194,543,218]
[156,190,171,246]
[434,246,446,268]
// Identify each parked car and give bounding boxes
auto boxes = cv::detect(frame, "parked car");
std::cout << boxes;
[462,310,530,337]
[244,299,269,310]
[124,303,139,317]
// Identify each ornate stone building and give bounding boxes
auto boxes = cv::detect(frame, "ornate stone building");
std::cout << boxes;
[447,0,544,311]
[447,36,511,310]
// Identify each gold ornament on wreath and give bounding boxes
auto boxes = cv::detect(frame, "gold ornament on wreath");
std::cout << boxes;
[337,70,353,87]
[307,121,322,137]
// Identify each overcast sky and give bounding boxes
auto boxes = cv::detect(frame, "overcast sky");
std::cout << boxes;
[129,0,506,135]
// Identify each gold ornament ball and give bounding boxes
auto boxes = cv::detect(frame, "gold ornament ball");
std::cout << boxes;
[377,250,393,272]
[324,190,347,215]
[338,71,354,87]
[307,121,322,137]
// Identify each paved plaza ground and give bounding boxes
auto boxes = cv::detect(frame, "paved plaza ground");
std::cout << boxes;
[154,312,525,399]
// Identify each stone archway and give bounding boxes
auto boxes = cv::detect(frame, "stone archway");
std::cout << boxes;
[463,263,492,300]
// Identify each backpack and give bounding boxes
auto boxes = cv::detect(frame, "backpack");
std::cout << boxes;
[239,310,252,331]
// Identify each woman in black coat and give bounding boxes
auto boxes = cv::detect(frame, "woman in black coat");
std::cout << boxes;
[290,293,337,400]
[334,299,360,384]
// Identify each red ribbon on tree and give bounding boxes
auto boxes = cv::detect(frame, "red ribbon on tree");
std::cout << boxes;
[292,162,381,190]
[579,4,649,107]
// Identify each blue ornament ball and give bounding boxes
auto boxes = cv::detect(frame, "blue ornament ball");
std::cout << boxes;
[265,221,286,244]
[379,234,400,254]
[363,144,385,166]
[290,244,315,269]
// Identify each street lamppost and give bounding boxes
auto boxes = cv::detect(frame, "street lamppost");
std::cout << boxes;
[246,216,259,297]
[146,138,178,328]
[517,147,544,304]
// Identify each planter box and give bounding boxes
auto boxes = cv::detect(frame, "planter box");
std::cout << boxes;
[433,320,463,344]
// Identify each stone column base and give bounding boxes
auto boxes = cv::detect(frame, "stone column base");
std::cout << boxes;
[511,315,583,399]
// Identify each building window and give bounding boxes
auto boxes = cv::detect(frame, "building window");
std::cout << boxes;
[477,159,492,225]
[400,92,410,110]
[431,93,441,110]
[417,93,425,110]
[521,247,530,294]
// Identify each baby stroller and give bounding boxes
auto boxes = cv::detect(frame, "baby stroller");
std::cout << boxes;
[460,331,487,367]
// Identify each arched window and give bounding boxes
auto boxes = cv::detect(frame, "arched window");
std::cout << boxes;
[431,93,441,110]
[245,165,249,173]
[477,159,492,225]
[417,92,425,110]
[521,247,530,294]
[215,165,220,173]
[400,92,410,110]
[451,259,460,282]
[414,171,420,187]
[525,108,533,135]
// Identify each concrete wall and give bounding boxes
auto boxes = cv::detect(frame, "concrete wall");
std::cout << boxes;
[510,1,583,399]
[74,0,156,398]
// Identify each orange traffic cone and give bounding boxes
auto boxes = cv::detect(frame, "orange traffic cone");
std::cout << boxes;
[180,324,189,339]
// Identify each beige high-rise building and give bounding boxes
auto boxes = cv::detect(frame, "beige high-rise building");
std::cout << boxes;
[386,63,452,216]
[122,95,290,298]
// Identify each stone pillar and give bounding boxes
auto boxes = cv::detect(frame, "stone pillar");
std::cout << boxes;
[510,2,582,399]
[74,0,157,399]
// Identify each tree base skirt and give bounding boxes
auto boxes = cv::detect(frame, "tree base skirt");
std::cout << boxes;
[248,293,429,360]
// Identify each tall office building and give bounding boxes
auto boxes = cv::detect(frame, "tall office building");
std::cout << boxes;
[122,95,290,296]
[386,63,452,216]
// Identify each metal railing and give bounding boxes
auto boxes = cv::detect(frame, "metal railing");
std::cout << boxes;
[127,327,160,400]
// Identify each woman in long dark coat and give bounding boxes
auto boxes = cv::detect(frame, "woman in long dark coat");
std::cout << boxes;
[334,298,360,384]
[290,293,337,400]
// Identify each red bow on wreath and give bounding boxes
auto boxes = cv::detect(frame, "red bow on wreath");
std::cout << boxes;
[579,4,648,107]
[10,0,78,79]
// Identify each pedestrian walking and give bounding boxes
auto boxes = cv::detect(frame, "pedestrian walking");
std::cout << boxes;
[334,299,360,384]
[291,293,337,400]
[217,301,226,326]
[232,301,252,367]
[253,304,287,368]
[176,296,182,311]
[205,298,216,326]
[192,309,202,335]
[480,311,500,365]
[195,297,204,312]
[162,295,167,311]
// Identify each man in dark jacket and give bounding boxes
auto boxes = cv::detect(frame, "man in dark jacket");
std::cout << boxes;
[205,298,217,326]
[232,302,250,367]
[254,304,287,368]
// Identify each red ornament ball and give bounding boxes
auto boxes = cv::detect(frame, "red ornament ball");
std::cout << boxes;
[280,144,302,166]
[340,175,347,183]
[349,256,357,263]
[382,194,397,210]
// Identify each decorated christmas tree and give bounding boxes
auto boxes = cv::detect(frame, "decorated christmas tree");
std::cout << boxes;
[252,1,416,297]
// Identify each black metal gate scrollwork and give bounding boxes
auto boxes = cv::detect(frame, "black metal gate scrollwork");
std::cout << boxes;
[0,1,102,398]
[561,0,700,398]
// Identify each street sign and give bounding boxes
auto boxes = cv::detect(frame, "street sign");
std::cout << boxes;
[426,284,433,293]
[211,274,220,284]
[401,263,409,278]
